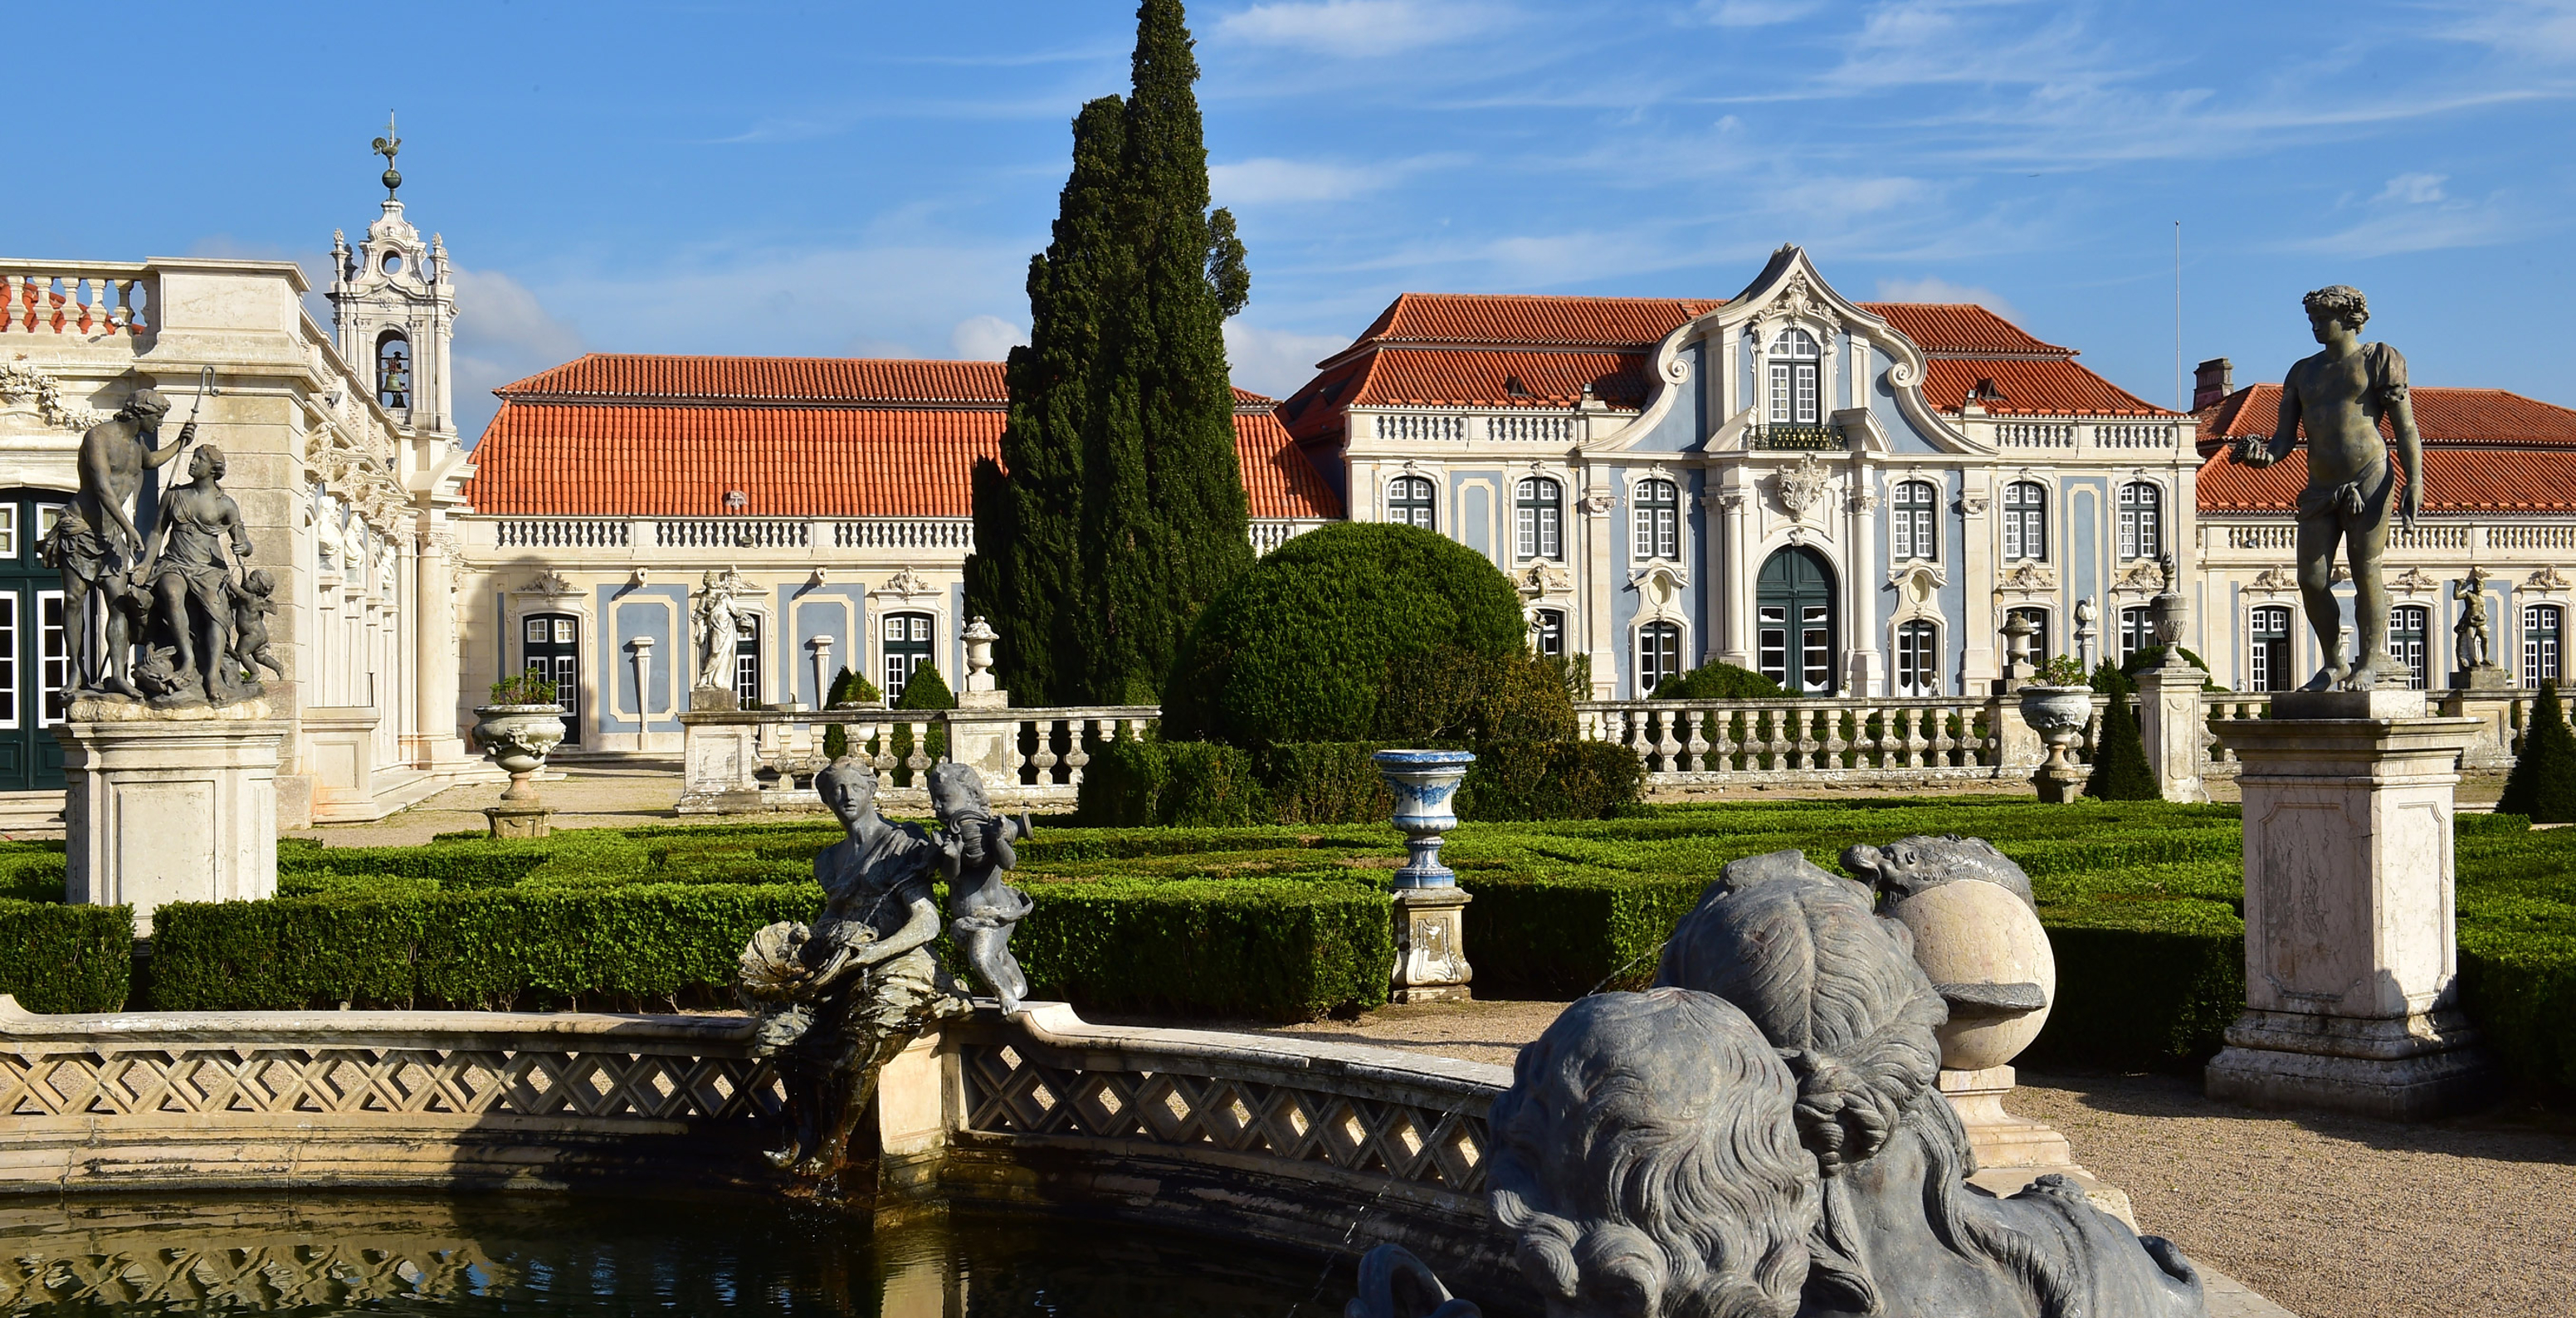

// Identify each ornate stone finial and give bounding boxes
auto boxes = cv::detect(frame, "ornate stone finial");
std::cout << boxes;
[371,110,402,198]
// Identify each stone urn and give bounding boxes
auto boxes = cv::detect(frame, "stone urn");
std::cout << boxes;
[2017,685,2092,804]
[1372,749,1476,887]
[472,704,567,837]
[1371,749,1479,1004]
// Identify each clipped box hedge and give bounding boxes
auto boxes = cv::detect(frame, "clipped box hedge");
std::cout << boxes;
[0,899,132,1013]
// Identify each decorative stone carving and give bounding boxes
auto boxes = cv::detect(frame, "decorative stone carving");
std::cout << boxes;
[2389,564,2438,595]
[2252,566,2298,593]
[1577,491,1615,516]
[1995,560,2056,594]
[733,759,971,1177]
[2020,684,2094,804]
[2526,564,2571,591]
[1374,749,1476,1004]
[961,615,1000,694]
[2114,561,2167,594]
[2455,565,2496,673]
[523,569,578,597]
[0,362,109,431]
[880,564,934,598]
[1513,560,1571,599]
[929,762,1033,1015]
[1956,492,1992,516]
[471,701,566,838]
[1771,452,1828,519]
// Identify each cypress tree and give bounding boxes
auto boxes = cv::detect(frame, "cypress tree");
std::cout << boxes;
[966,96,1126,706]
[2500,680,2576,823]
[1081,0,1254,703]
[2082,693,2159,801]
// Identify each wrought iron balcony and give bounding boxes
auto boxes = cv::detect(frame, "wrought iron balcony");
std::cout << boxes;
[1754,422,1845,451]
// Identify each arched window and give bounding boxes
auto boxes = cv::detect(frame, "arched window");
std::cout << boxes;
[883,611,934,700]
[1891,481,1938,562]
[1531,608,1566,659]
[2118,482,2163,560]
[734,613,763,707]
[1388,476,1436,530]
[2525,604,2562,687]
[1895,619,1940,696]
[2250,605,2294,692]
[1637,621,1682,695]
[375,331,412,409]
[2390,605,2430,691]
[2002,481,2047,561]
[522,613,579,745]
[1515,476,1563,560]
[1633,478,1680,561]
[1767,328,1822,425]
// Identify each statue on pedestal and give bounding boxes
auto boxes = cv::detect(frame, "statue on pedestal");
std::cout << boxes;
[144,447,259,705]
[2228,286,2424,691]
[2455,565,2492,671]
[690,568,748,707]
[734,758,968,1178]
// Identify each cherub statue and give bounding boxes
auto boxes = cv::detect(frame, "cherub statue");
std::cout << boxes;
[227,569,285,684]
[927,762,1034,1014]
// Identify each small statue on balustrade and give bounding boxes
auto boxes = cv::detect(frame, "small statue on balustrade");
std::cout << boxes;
[2455,565,2492,671]
[928,762,1035,1015]
[734,757,969,1178]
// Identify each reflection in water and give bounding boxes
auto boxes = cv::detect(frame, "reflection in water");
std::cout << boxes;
[0,1194,1328,1316]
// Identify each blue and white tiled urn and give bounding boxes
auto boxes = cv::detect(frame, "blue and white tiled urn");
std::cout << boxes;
[1372,749,1477,889]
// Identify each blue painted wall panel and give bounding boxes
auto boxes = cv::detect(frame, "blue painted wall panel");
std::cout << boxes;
[603,583,685,734]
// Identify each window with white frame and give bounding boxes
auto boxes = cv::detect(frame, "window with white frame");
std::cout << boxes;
[1515,476,1564,560]
[1767,328,1822,425]
[734,615,763,707]
[1532,608,1566,659]
[2525,604,2562,687]
[37,592,66,725]
[1895,619,1940,696]
[2002,481,2047,561]
[2390,605,2430,691]
[2250,605,2294,693]
[2119,607,2154,664]
[1891,481,1938,562]
[1633,478,1680,561]
[884,612,934,700]
[2118,482,2163,560]
[1637,621,1682,695]
[1388,476,1435,530]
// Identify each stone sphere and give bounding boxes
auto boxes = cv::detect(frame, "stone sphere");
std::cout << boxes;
[1893,879,2056,1071]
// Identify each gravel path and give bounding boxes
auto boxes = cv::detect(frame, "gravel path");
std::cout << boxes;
[1246,1000,2576,1318]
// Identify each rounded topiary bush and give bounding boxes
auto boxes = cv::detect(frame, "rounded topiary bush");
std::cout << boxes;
[1649,661,1782,700]
[1162,521,1528,746]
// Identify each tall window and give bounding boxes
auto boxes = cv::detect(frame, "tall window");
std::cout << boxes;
[521,613,580,744]
[2525,605,2563,687]
[2119,607,2154,664]
[1891,481,1938,562]
[37,592,65,725]
[2002,481,2047,561]
[376,331,412,409]
[1531,608,1566,659]
[2250,606,2293,693]
[1515,476,1564,560]
[734,615,763,707]
[2390,605,2430,691]
[1766,328,1821,424]
[1633,478,1680,561]
[883,612,934,700]
[2118,482,2163,560]
[1637,622,1682,695]
[1388,476,1435,530]
[1895,620,1940,697]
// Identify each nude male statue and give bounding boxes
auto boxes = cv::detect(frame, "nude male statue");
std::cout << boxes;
[76,388,193,561]
[143,447,255,703]
[2231,286,2425,691]
[2455,564,2492,672]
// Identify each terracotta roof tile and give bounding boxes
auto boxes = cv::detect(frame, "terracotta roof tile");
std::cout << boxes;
[1353,293,1720,348]
[2195,383,2576,453]
[1922,359,2171,417]
[1339,348,1648,411]
[463,358,1334,521]
[1858,303,2069,357]
[2196,446,2576,515]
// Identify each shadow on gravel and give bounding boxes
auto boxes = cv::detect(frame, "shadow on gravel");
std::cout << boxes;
[2022,1068,2576,1166]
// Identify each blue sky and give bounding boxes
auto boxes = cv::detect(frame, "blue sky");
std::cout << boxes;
[17,2,2575,442]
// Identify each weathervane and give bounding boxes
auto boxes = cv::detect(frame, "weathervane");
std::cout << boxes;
[371,110,402,198]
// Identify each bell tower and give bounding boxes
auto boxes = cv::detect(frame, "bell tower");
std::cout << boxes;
[328,111,458,441]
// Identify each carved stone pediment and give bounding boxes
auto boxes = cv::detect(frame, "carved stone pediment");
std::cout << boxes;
[2528,565,2572,591]
[2389,566,2439,595]
[1515,560,1572,599]
[2252,566,2298,593]
[1888,559,1946,607]
[1994,561,2056,594]
[878,565,934,598]
[523,569,578,597]
[1629,561,1690,613]
[2113,562,2167,594]
[1771,454,1829,520]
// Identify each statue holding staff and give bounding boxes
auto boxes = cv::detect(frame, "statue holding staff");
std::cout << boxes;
[2229,286,2424,691]
[143,446,256,704]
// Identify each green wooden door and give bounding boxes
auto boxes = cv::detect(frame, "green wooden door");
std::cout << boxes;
[1754,545,1837,696]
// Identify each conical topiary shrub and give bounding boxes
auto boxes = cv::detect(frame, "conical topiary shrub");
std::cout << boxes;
[2500,680,2576,823]
[2082,692,2159,801]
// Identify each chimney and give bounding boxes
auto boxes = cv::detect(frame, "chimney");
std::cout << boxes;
[2192,358,2234,412]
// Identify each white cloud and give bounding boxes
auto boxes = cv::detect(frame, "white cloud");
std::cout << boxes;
[1874,276,2022,322]
[949,315,1027,359]
[449,266,588,443]
[1211,157,1383,204]
[1695,0,1822,27]
[1215,0,1514,56]
[2376,172,2449,204]
[1224,322,1352,398]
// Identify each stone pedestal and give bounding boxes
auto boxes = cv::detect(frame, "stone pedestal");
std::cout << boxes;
[948,692,1017,788]
[2437,686,2524,770]
[2205,698,2497,1120]
[56,707,287,935]
[676,713,764,813]
[2450,663,2511,692]
[2032,760,2082,803]
[1940,1065,2074,1169]
[1388,887,1472,1003]
[1987,697,2042,775]
[2135,665,2209,803]
[483,803,552,839]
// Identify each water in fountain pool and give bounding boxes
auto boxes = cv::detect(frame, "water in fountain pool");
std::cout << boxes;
[0,1192,1331,1316]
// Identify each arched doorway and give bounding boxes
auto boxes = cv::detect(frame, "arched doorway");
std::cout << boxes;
[1755,545,1837,695]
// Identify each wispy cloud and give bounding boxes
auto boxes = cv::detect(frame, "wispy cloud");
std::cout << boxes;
[1214,0,1519,56]
[1695,0,1823,27]
[448,266,587,442]
[1225,323,1353,397]
[2291,177,2522,258]
[1875,275,2021,321]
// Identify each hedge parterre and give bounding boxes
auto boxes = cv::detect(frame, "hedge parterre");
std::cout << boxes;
[2,802,2571,1087]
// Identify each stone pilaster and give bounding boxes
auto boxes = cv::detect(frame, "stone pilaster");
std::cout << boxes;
[2205,694,2495,1120]
[56,708,286,935]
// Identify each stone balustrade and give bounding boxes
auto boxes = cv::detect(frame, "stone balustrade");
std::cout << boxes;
[0,263,154,337]
[676,705,1158,813]
[1579,694,2102,786]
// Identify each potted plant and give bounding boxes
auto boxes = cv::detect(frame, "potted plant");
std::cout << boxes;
[475,673,568,808]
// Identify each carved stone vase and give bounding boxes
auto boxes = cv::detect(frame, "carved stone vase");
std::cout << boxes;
[1372,749,1477,1004]
[2017,685,2092,804]
[1372,749,1476,887]
[473,704,567,837]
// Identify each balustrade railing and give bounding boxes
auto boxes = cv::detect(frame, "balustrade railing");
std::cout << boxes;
[2092,422,2178,449]
[656,520,812,549]
[1995,422,2076,448]
[2486,525,2576,551]
[1575,696,2097,779]
[0,264,152,337]
[832,519,973,550]
[1487,413,1577,442]
[496,519,632,549]
[685,705,1160,810]
[1372,413,1467,442]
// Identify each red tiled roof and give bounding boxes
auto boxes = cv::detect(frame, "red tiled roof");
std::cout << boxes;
[1338,348,1650,410]
[1858,303,2068,358]
[1922,359,2169,417]
[2198,446,2576,515]
[497,354,1010,406]
[1352,293,1720,348]
[463,358,1338,520]
[2196,383,2576,454]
